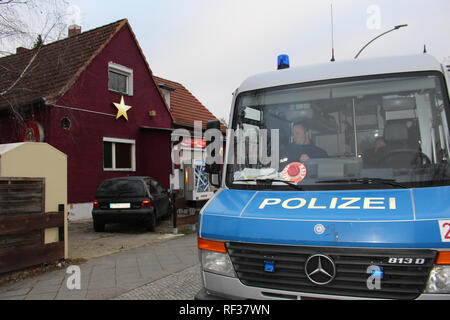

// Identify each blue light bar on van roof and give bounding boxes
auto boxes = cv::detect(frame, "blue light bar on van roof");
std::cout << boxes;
[277,54,290,70]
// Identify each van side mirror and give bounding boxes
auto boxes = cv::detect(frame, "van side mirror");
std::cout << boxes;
[205,120,222,187]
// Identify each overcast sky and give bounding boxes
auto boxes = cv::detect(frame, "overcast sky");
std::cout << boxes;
[66,0,450,123]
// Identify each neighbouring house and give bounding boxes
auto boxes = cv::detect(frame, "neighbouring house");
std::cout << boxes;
[0,19,224,220]
[154,76,227,131]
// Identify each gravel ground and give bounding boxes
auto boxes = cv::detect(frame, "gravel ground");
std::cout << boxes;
[68,218,193,260]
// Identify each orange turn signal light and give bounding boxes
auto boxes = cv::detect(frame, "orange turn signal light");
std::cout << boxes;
[436,252,450,265]
[198,238,227,253]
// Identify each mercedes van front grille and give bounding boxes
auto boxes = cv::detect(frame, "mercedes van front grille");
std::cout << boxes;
[226,242,437,300]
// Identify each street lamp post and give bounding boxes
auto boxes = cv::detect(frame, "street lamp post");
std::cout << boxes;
[354,24,408,59]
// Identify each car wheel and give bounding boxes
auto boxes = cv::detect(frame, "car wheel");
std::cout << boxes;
[93,219,105,232]
[146,211,157,232]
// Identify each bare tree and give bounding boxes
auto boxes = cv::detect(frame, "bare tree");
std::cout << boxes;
[0,0,70,56]
[0,0,71,125]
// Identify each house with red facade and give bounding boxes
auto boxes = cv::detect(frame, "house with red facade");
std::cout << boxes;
[0,19,223,220]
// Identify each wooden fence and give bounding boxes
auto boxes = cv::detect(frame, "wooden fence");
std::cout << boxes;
[0,177,65,274]
[0,177,44,215]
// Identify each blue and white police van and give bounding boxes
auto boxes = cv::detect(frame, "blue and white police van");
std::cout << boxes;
[196,54,450,300]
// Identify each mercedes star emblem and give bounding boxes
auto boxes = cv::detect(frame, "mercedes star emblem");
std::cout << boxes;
[305,254,336,285]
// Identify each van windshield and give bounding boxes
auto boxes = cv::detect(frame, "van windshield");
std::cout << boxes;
[227,72,450,189]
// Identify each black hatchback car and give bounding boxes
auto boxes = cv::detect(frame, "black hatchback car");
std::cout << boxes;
[92,176,171,232]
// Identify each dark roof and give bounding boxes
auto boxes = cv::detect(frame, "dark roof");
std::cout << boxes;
[0,19,128,108]
[153,76,226,131]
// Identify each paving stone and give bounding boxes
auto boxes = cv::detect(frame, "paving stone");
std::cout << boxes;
[113,264,201,300]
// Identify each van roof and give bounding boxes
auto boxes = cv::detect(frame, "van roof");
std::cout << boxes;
[237,54,444,93]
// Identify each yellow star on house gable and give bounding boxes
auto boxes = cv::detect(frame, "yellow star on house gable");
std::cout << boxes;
[113,96,132,121]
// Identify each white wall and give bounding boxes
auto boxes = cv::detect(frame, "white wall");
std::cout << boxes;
[68,202,93,221]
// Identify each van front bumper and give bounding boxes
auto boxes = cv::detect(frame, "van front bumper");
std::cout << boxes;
[199,271,450,300]
[195,288,229,300]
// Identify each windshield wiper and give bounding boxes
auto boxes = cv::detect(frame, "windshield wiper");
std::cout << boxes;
[316,177,408,188]
[236,178,304,191]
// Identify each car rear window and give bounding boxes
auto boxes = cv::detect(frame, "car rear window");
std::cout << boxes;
[96,180,146,197]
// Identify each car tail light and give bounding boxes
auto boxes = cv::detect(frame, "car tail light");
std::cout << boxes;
[141,199,152,208]
[93,200,100,209]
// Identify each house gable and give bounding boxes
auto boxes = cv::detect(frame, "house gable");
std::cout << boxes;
[54,22,172,131]
[28,21,174,203]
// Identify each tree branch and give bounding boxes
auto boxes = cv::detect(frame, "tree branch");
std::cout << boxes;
[0,1,28,5]
[0,46,41,97]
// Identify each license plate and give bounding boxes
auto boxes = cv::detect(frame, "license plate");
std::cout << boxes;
[109,203,130,209]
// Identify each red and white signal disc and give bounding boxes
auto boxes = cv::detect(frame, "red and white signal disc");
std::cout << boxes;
[281,162,307,183]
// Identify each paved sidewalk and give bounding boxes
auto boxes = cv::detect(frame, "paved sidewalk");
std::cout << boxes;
[0,233,198,300]
[114,264,202,300]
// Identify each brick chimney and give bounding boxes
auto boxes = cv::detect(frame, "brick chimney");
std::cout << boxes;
[68,24,81,37]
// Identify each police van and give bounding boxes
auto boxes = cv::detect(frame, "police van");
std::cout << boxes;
[196,54,450,300]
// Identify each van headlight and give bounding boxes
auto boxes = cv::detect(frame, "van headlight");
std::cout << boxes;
[425,266,450,294]
[200,250,236,278]
[197,238,236,278]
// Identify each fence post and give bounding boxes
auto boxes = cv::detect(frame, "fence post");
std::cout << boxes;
[172,190,178,234]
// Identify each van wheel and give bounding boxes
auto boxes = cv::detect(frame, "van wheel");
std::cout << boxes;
[93,219,105,232]
[146,212,157,232]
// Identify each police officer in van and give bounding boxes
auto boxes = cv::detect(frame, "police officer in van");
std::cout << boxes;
[283,121,328,163]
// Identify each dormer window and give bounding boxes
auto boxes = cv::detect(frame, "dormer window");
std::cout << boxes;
[108,62,133,96]
[161,89,171,107]
[158,83,176,107]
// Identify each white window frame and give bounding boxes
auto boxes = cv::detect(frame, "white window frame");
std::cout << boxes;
[103,137,136,171]
[108,62,134,96]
